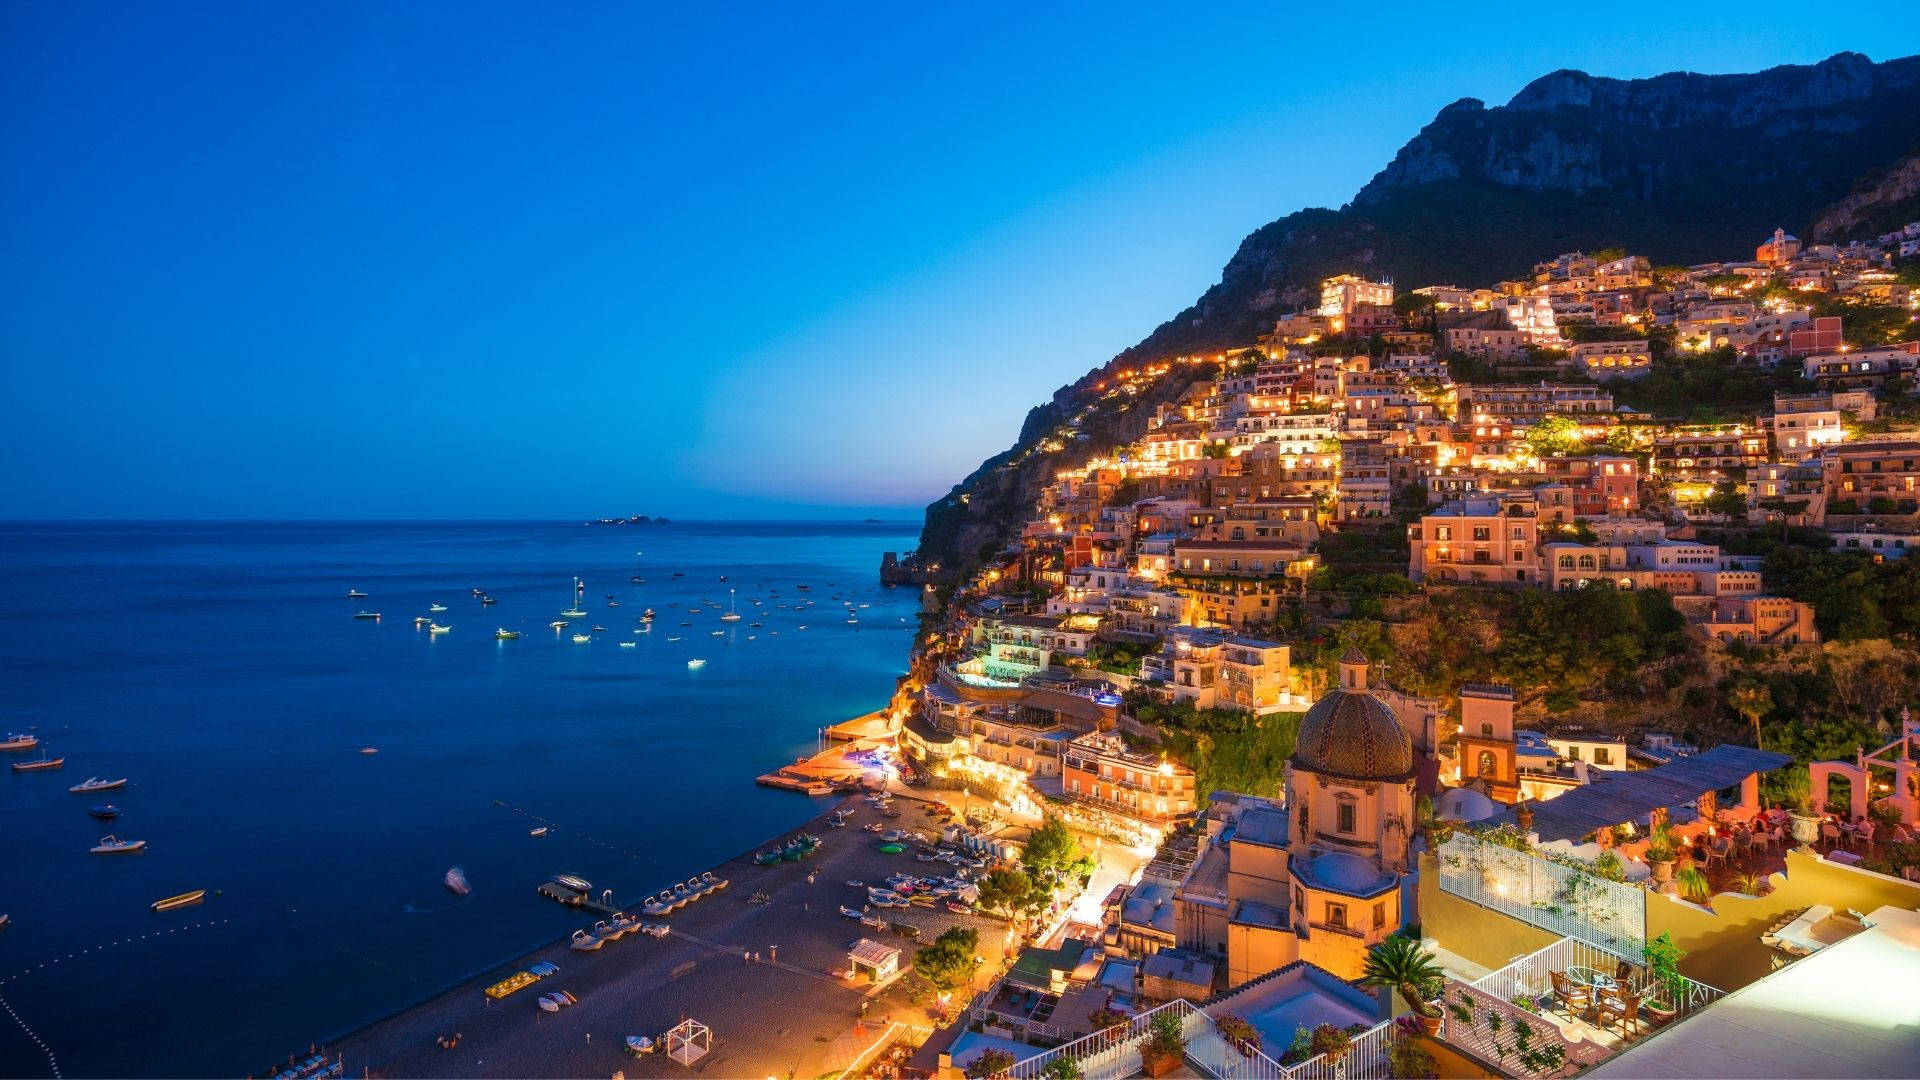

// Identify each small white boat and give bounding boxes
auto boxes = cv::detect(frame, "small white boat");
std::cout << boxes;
[572,634,591,643]
[353,611,381,620]
[69,777,127,794]
[496,629,521,640]
[550,620,569,629]
[445,867,471,895]
[619,641,636,648]
[554,874,591,891]
[359,747,379,754]
[430,603,448,612]
[720,588,743,622]
[686,658,706,669]
[538,994,561,1012]
[710,629,725,637]
[429,623,451,634]
[346,589,368,598]
[530,826,549,837]
[414,615,432,626]
[92,835,146,855]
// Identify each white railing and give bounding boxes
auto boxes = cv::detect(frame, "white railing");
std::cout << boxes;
[1469,934,1726,1022]
[1283,1018,1394,1080]
[1006,999,1193,1080]
[1008,998,1396,1080]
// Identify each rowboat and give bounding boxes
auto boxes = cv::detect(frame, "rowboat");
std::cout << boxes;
[152,890,206,912]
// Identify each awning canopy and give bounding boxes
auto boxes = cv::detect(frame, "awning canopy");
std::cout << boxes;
[848,938,900,971]
[1497,744,1793,843]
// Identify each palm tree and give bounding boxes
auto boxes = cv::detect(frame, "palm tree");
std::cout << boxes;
[1728,682,1774,750]
[1360,935,1444,1018]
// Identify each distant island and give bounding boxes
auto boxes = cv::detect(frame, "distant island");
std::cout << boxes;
[584,515,671,526]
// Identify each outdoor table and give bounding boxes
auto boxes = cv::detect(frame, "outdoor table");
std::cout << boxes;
[1567,965,1617,992]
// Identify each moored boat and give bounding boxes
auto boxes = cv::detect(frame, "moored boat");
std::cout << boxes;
[346,589,368,598]
[353,611,381,619]
[429,623,451,634]
[569,929,603,952]
[430,603,448,612]
[12,755,63,772]
[152,889,206,912]
[687,658,706,669]
[496,628,520,639]
[553,874,591,892]
[69,777,127,793]
[89,804,122,819]
[0,733,39,751]
[91,835,146,854]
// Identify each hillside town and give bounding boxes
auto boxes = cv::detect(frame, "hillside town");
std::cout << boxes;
[854,224,1920,1078]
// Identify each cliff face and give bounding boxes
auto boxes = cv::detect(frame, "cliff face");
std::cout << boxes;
[911,52,1920,579]
[1807,145,1920,241]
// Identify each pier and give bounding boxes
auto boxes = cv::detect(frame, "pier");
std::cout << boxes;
[533,881,625,917]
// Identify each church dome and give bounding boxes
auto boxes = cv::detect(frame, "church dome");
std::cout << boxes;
[1291,650,1415,782]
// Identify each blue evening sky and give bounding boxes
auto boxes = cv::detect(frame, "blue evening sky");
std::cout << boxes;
[3,5,1915,520]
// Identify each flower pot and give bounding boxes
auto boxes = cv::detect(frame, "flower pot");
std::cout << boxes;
[1649,859,1674,891]
[1142,1050,1184,1078]
[1789,811,1820,853]
[1418,1012,1444,1037]
[1643,998,1678,1025]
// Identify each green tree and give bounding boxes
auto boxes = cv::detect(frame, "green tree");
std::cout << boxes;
[973,867,1033,916]
[1524,414,1585,457]
[1701,480,1748,521]
[914,926,981,992]
[1727,680,1774,749]
[1022,815,1090,893]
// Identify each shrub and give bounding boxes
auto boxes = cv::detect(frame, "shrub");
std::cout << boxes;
[964,1048,1016,1078]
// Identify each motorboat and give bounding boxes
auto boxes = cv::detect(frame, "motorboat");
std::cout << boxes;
[429,623,451,634]
[346,589,368,598]
[640,609,655,621]
[619,641,636,648]
[710,629,725,637]
[472,588,485,596]
[847,617,859,625]
[89,804,122,819]
[550,620,569,629]
[530,826,549,837]
[430,604,448,612]
[687,658,706,669]
[12,755,63,771]
[553,874,592,892]
[92,835,146,854]
[0,733,39,751]
[353,611,381,619]
[496,629,521,640]
[414,615,432,626]
[481,595,497,605]
[360,747,379,754]
[445,867,471,895]
[69,777,126,793]
[152,890,206,912]
[569,929,603,952]
[591,625,607,632]
[572,634,591,643]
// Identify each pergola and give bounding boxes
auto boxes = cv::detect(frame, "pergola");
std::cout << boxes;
[1495,744,1793,843]
[664,1018,710,1068]
[847,937,901,983]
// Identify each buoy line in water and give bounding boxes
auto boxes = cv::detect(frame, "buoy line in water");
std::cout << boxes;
[492,800,652,863]
[0,919,233,987]
[0,989,60,1078]
[260,910,433,988]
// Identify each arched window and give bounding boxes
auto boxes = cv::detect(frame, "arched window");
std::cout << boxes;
[1481,722,1493,736]
[1558,555,1575,569]
[1335,794,1358,835]
[1578,555,1596,570]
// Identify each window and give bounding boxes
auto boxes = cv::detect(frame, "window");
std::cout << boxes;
[1559,554,1575,570]
[1373,902,1386,929]
[1480,722,1493,736]
[1594,748,1612,765]
[1327,902,1348,929]
[1336,799,1356,835]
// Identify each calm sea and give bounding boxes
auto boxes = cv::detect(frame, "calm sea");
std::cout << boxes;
[0,520,921,1077]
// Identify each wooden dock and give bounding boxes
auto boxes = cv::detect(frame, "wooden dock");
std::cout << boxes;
[535,880,622,917]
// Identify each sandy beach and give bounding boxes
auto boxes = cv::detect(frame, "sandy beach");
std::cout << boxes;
[331,792,1002,1078]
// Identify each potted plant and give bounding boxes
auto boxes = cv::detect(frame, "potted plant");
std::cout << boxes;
[1644,823,1678,892]
[1388,1016,1438,1079]
[1309,1024,1352,1064]
[1213,1013,1260,1058]
[1139,1011,1186,1078]
[1641,931,1687,1024]
[1674,865,1713,904]
[1087,1007,1128,1035]
[1360,934,1446,1035]
[964,1047,1017,1079]
[1783,768,1820,853]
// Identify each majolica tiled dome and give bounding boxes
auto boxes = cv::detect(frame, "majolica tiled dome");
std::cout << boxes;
[1290,650,1415,782]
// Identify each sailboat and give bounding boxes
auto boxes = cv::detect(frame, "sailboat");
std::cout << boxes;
[630,552,646,585]
[720,588,743,622]
[560,578,588,619]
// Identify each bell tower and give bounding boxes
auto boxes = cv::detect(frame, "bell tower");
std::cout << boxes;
[1456,683,1520,803]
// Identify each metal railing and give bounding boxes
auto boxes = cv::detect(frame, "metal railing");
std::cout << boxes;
[1468,934,1726,1025]
[1006,998,1398,1080]
[1437,832,1646,958]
